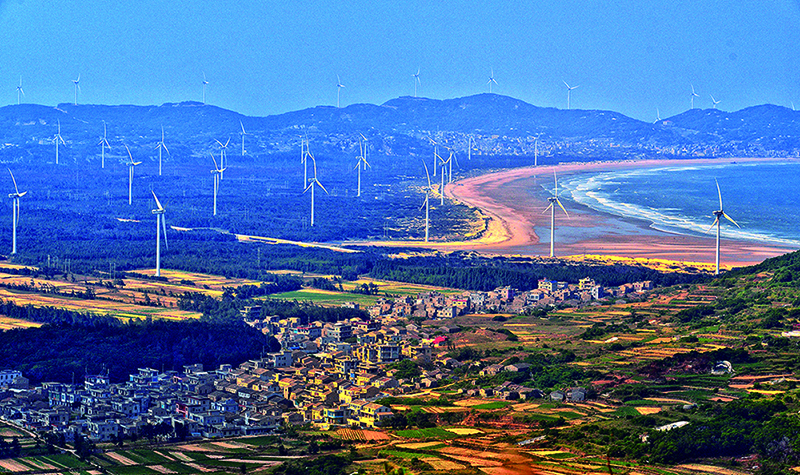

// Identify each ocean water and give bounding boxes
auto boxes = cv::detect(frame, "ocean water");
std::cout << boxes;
[558,161,800,248]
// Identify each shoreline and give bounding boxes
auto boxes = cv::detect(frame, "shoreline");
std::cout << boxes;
[443,157,798,268]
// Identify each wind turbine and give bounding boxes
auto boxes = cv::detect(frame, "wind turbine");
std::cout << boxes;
[210,153,225,216]
[710,95,721,109]
[563,81,578,110]
[215,138,230,179]
[437,150,449,205]
[360,133,369,170]
[655,108,662,123]
[54,121,66,165]
[151,191,168,277]
[202,73,209,104]
[16,77,24,105]
[72,74,80,105]
[413,68,421,97]
[303,154,328,226]
[239,121,248,156]
[353,140,370,197]
[98,121,110,169]
[445,149,457,183]
[690,84,699,110]
[487,69,498,93]
[420,162,436,242]
[124,145,141,205]
[155,126,169,176]
[353,134,372,196]
[336,75,345,108]
[7,169,26,255]
[707,179,740,276]
[543,171,570,258]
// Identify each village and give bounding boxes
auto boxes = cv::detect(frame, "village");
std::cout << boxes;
[0,276,655,444]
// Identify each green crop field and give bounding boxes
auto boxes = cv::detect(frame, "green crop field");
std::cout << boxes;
[395,427,459,439]
[266,289,380,306]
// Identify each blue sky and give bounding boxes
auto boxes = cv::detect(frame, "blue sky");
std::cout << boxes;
[1,0,799,121]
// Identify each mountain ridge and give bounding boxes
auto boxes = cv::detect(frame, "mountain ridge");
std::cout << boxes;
[1,94,799,161]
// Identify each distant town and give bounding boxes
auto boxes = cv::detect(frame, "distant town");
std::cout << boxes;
[0,275,654,444]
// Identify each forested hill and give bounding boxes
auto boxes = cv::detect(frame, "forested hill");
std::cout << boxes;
[2,94,800,163]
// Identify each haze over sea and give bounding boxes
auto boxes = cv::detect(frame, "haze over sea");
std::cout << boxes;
[558,161,800,248]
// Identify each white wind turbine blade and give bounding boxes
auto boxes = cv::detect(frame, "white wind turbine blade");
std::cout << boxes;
[423,161,432,189]
[556,198,570,218]
[706,216,719,233]
[317,180,329,195]
[125,144,134,164]
[8,168,20,195]
[162,214,169,250]
[715,179,723,210]
[152,190,164,211]
[553,170,559,196]
[210,153,220,171]
[722,212,740,228]
[240,120,247,135]
[542,202,553,214]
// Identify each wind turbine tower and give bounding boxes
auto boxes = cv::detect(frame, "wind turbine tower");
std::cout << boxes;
[54,121,66,165]
[151,191,168,277]
[303,154,328,226]
[98,121,110,169]
[437,151,450,205]
[72,75,80,105]
[155,126,169,176]
[239,121,248,156]
[413,68,421,97]
[336,75,345,108]
[543,171,570,258]
[534,137,539,166]
[210,154,225,216]
[563,81,578,110]
[354,135,370,197]
[708,179,740,275]
[468,136,475,161]
[124,145,141,205]
[7,169,26,255]
[16,77,24,105]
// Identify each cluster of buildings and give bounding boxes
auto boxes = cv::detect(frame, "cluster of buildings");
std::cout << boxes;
[0,277,657,443]
[355,278,654,320]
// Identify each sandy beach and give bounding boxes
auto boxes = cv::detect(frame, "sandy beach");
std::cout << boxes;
[442,157,798,268]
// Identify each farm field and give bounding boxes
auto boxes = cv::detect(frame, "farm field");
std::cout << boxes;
[0,264,271,326]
